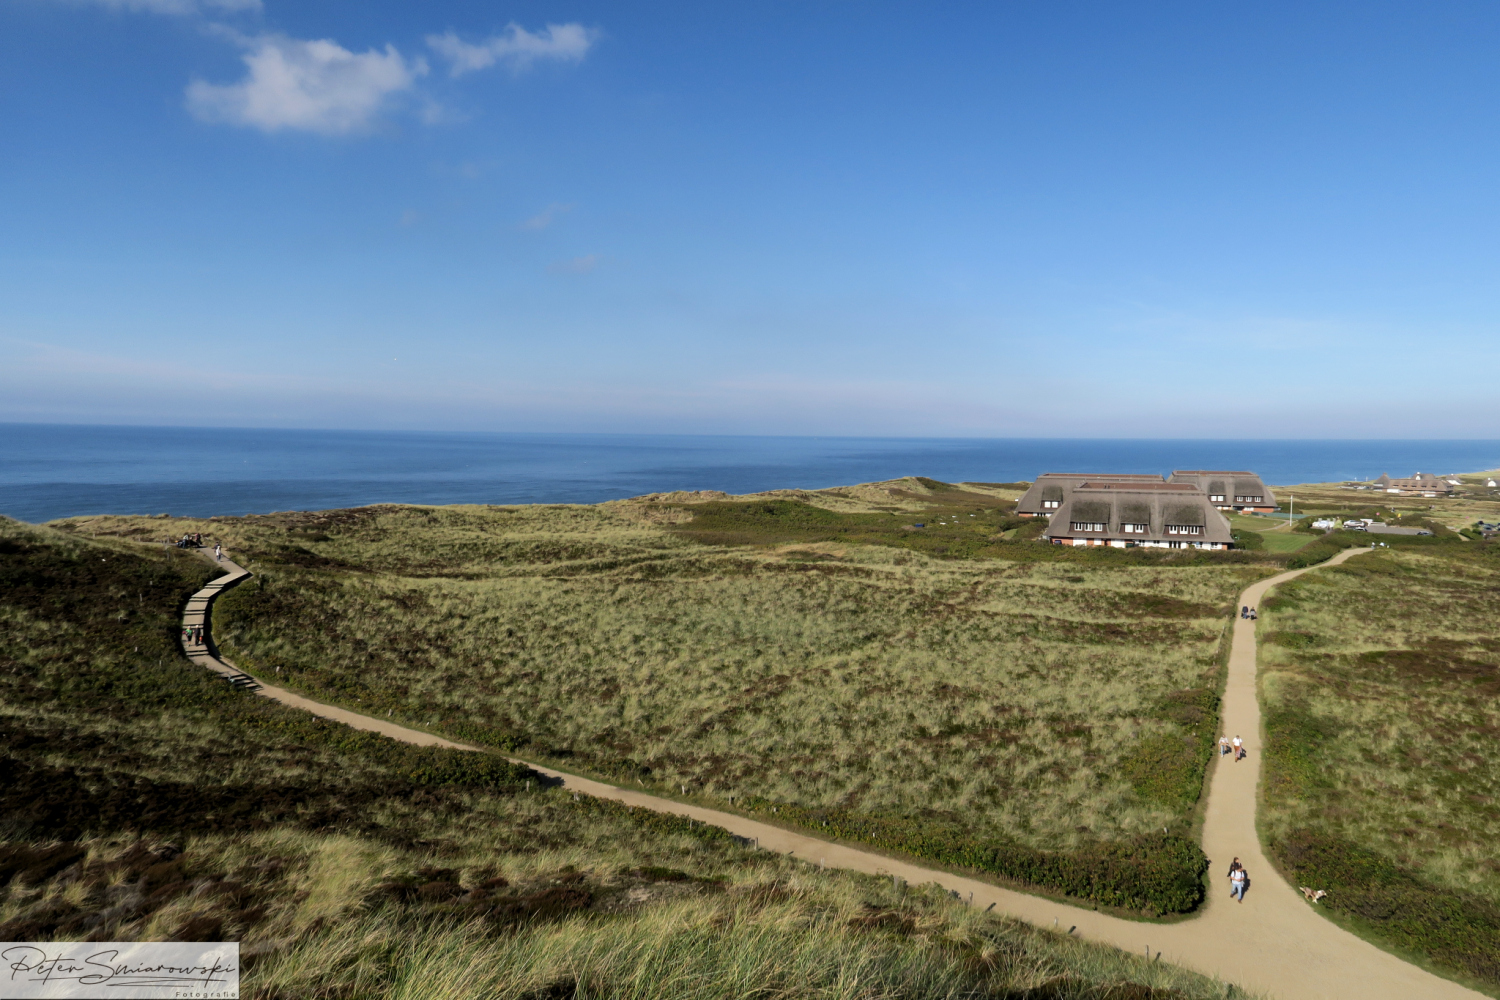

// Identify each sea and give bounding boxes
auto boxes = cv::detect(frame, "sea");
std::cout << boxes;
[2,423,1498,524]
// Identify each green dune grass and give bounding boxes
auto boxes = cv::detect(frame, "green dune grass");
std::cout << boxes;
[56,498,1281,914]
[1259,545,1500,990]
[0,515,1243,999]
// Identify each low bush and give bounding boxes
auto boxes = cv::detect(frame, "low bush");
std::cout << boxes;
[1231,529,1264,550]
[1283,532,1360,569]
[1271,829,1500,987]
[739,797,1206,915]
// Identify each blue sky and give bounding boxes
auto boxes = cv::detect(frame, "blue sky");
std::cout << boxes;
[3,1,1499,437]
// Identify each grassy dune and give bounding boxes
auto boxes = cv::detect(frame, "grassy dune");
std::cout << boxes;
[0,515,1245,999]
[1259,544,1500,990]
[57,484,1281,913]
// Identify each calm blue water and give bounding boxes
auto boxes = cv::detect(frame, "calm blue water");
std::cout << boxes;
[2,423,1497,524]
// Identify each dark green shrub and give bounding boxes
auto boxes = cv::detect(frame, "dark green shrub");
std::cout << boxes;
[739,797,1206,915]
[1271,830,1500,987]
[1232,529,1265,550]
[1284,537,1348,569]
[1264,631,1322,650]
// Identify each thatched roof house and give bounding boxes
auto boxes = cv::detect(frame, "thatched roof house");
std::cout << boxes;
[1015,473,1165,517]
[1167,471,1278,513]
[1372,472,1455,496]
[1041,482,1234,549]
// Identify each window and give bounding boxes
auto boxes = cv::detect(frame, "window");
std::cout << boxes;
[1165,524,1203,535]
[1121,523,1149,533]
[1070,521,1106,532]
[1042,499,1060,509]
[1208,494,1226,502]
[1234,495,1263,503]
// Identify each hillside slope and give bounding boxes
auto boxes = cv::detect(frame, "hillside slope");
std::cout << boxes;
[0,516,1241,999]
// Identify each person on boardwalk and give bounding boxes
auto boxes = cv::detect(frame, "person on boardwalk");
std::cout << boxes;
[1230,862,1248,902]
[1232,735,1244,760]
[214,543,222,562]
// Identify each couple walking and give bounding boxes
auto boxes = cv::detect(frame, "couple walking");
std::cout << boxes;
[1227,858,1249,902]
[1218,734,1246,761]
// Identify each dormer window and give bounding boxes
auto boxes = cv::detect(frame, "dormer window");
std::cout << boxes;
[1234,495,1262,503]
[1042,500,1060,509]
[1165,524,1203,535]
[1070,521,1106,532]
[1208,494,1226,502]
[1121,523,1149,533]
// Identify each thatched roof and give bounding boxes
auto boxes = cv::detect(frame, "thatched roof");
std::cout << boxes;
[1169,470,1276,506]
[1015,473,1164,514]
[1164,503,1206,526]
[1042,482,1232,544]
[1072,500,1112,522]
[1380,473,1456,493]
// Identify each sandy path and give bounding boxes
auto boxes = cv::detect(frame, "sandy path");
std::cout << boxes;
[182,546,1483,1000]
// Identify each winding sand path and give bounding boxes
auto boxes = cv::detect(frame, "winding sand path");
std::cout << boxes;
[183,546,1483,1000]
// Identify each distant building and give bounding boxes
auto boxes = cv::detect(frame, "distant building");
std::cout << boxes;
[1167,471,1278,513]
[1040,482,1235,549]
[1372,472,1455,497]
[1014,473,1165,517]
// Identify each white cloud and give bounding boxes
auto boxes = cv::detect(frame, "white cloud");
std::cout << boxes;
[60,0,261,14]
[548,254,600,275]
[427,23,594,77]
[186,35,425,134]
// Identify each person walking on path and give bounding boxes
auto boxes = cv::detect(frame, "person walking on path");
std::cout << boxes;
[1232,734,1244,761]
[214,543,222,562]
[1230,863,1248,902]
[1219,736,1231,757]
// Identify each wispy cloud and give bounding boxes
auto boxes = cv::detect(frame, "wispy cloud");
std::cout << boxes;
[548,253,600,275]
[521,202,575,231]
[186,35,426,134]
[427,23,595,77]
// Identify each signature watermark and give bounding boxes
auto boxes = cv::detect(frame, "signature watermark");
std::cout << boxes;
[1,942,238,998]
